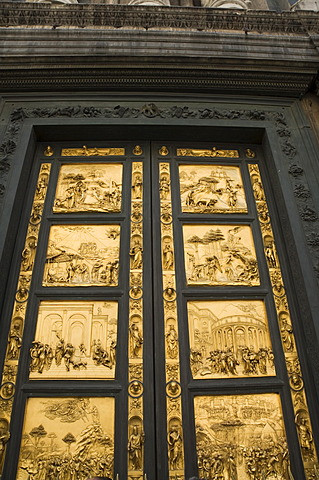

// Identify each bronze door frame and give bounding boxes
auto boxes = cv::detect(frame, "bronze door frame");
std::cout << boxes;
[0,140,317,480]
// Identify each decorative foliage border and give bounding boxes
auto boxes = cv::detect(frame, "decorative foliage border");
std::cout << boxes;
[0,102,318,280]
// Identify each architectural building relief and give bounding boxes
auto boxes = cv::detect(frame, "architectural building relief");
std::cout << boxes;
[29,301,117,379]
[43,225,120,287]
[16,397,114,480]
[179,164,247,214]
[188,300,276,379]
[53,163,123,213]
[183,224,259,286]
[194,394,291,480]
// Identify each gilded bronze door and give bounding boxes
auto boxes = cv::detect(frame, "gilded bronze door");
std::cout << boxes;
[0,141,318,480]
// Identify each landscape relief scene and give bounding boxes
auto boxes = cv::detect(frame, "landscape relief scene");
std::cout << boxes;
[43,225,120,287]
[188,300,275,378]
[183,224,259,286]
[179,164,247,213]
[195,394,291,480]
[53,163,123,213]
[29,301,117,379]
[16,397,115,480]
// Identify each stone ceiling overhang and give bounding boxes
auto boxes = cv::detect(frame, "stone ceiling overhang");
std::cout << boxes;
[0,3,319,96]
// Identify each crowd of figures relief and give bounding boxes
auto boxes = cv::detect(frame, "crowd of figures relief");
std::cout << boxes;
[29,301,117,379]
[43,225,120,287]
[53,164,122,213]
[16,398,115,480]
[195,394,292,480]
[179,165,247,214]
[188,300,275,378]
[183,225,259,286]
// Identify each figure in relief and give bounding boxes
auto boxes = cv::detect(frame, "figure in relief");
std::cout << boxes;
[168,423,183,470]
[21,237,37,271]
[295,414,313,457]
[160,174,170,200]
[163,243,174,270]
[7,322,22,360]
[280,313,294,352]
[166,324,178,359]
[0,418,10,471]
[129,323,143,358]
[179,165,247,214]
[132,173,143,199]
[130,240,143,270]
[128,425,144,470]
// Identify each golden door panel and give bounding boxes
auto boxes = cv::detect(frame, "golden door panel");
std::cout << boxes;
[29,301,117,380]
[194,393,290,480]
[179,165,247,214]
[183,224,259,286]
[188,300,275,379]
[53,163,123,213]
[42,225,120,287]
[16,397,115,480]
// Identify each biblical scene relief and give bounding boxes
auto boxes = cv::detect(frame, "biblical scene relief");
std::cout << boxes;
[29,301,117,379]
[53,164,122,213]
[188,300,275,378]
[16,397,114,480]
[43,225,120,287]
[183,224,259,286]
[179,165,247,214]
[195,394,291,480]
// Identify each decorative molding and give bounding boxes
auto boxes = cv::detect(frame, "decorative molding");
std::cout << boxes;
[0,3,319,34]
[0,68,312,97]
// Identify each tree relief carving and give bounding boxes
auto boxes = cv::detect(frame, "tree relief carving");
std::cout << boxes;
[16,397,115,480]
[183,224,259,286]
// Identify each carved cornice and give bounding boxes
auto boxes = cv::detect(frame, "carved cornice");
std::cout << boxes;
[0,67,312,95]
[0,3,319,34]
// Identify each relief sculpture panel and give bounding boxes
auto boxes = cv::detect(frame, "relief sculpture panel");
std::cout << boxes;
[16,397,115,480]
[43,225,120,287]
[179,165,247,214]
[188,300,275,379]
[29,301,117,379]
[53,164,123,213]
[183,224,259,286]
[194,394,291,480]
